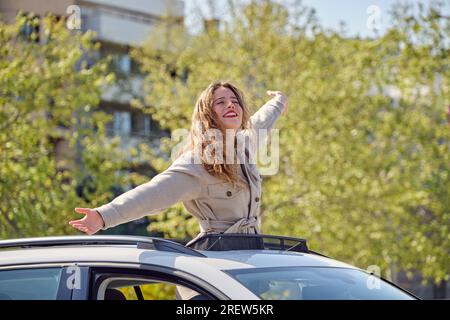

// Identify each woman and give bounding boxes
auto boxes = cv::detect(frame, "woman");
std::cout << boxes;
[69,80,287,250]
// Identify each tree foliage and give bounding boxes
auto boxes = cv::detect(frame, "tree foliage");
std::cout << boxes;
[0,15,130,238]
[132,0,449,284]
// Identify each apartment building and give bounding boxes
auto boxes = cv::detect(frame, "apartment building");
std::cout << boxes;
[0,0,185,235]
[0,0,184,172]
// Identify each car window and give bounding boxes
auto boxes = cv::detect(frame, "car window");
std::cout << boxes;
[96,274,213,300]
[226,267,416,300]
[115,281,185,300]
[0,268,63,300]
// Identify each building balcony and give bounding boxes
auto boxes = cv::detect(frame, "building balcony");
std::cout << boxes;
[80,0,184,47]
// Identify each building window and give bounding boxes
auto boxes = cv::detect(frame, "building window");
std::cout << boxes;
[144,116,152,136]
[19,13,40,42]
[113,111,131,137]
[113,54,131,74]
[120,54,131,73]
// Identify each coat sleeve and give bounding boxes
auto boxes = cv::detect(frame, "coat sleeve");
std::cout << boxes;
[249,95,285,130]
[241,96,285,153]
[95,158,204,230]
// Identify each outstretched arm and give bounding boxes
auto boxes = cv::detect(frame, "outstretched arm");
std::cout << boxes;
[242,91,288,154]
[250,90,288,130]
[69,159,204,234]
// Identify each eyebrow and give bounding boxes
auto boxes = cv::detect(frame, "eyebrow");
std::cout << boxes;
[213,96,238,103]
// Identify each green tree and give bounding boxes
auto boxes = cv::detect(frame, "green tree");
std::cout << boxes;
[0,14,130,238]
[132,0,449,285]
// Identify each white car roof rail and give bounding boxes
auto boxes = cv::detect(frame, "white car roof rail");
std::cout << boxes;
[0,235,206,257]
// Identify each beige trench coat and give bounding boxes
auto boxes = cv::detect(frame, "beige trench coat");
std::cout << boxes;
[95,96,285,246]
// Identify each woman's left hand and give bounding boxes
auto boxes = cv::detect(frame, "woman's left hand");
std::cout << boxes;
[266,90,288,113]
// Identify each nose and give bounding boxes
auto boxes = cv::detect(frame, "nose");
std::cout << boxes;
[227,101,236,109]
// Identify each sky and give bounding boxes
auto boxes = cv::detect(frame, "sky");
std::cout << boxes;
[184,0,450,37]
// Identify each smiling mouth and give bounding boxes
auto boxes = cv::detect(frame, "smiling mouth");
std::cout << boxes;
[223,111,238,118]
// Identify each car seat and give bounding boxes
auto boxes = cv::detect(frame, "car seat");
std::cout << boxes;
[104,288,127,300]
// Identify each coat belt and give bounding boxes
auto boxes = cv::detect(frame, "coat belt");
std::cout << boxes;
[199,216,260,234]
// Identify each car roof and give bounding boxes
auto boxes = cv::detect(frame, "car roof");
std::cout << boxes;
[199,250,358,270]
[0,244,358,271]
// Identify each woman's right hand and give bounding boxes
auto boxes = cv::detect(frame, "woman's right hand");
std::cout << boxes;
[69,207,105,235]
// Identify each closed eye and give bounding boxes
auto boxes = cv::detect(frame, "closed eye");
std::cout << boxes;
[216,100,239,105]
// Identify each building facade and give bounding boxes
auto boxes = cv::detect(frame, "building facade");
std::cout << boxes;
[0,0,183,172]
[0,0,184,236]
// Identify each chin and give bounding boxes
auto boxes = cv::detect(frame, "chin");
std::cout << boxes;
[223,122,242,130]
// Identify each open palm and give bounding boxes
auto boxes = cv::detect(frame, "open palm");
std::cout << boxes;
[69,207,104,235]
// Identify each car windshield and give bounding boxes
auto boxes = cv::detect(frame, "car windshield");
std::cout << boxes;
[226,267,415,300]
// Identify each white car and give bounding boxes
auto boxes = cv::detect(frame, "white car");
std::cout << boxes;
[0,234,417,300]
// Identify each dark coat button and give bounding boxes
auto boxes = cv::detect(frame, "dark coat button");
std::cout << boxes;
[227,191,232,197]
[255,197,260,202]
